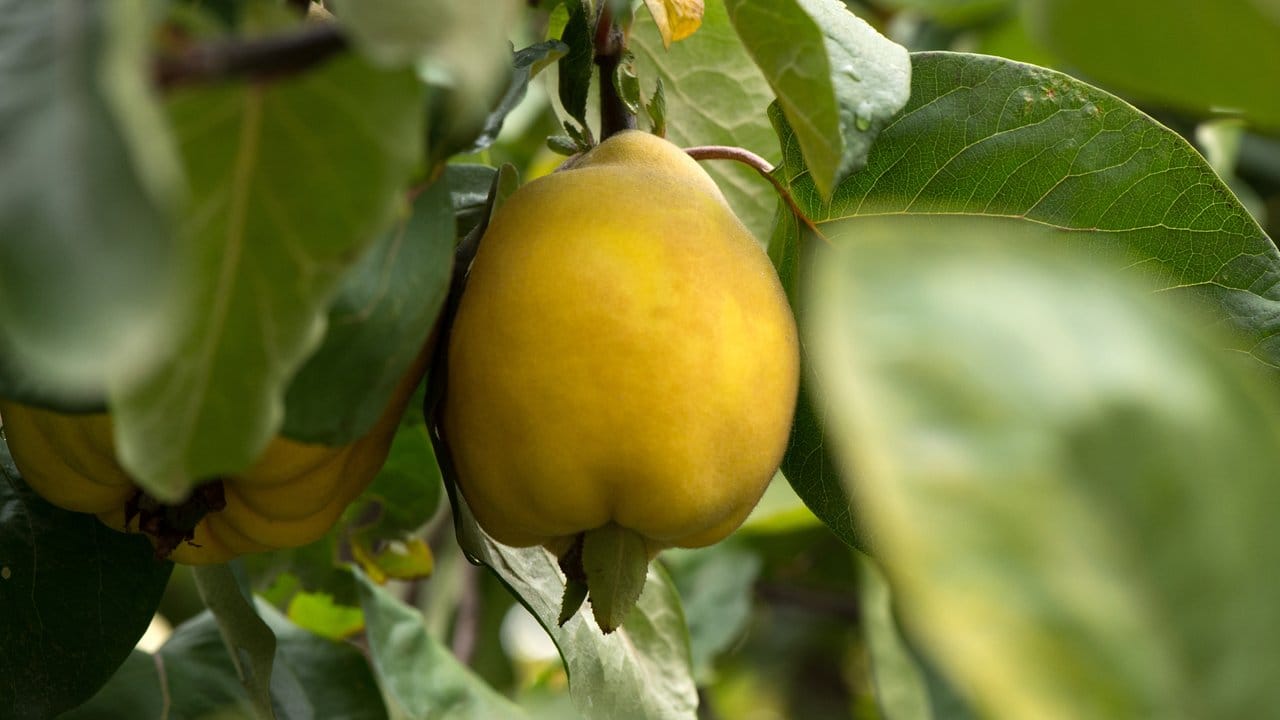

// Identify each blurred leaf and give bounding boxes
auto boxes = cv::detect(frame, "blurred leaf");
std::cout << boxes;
[329,0,515,158]
[352,534,435,584]
[642,0,705,47]
[724,0,911,200]
[282,177,452,445]
[1025,0,1280,129]
[0,439,172,720]
[811,214,1280,718]
[664,542,761,682]
[632,0,780,240]
[449,491,699,720]
[874,0,1010,24]
[0,0,178,397]
[354,569,526,719]
[557,0,595,128]
[771,52,1279,551]
[70,601,389,720]
[110,53,423,501]
[287,590,365,641]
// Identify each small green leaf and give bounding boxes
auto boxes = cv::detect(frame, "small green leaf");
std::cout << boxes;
[559,576,590,626]
[354,569,528,719]
[558,0,595,127]
[110,52,424,501]
[466,40,570,154]
[0,439,172,720]
[548,134,581,155]
[614,51,643,116]
[645,77,667,137]
[581,523,650,633]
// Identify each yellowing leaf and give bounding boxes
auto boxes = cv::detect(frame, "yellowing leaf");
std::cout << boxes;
[643,0,704,47]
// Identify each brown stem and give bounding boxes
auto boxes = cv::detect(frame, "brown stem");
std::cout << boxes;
[154,23,347,90]
[684,145,827,241]
[593,4,636,140]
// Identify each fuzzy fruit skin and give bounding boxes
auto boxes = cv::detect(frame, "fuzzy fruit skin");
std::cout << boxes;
[0,347,429,565]
[444,130,799,552]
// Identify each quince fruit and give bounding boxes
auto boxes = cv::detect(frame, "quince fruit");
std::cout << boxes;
[443,131,799,626]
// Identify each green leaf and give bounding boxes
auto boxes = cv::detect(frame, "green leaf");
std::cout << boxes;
[354,569,527,719]
[0,0,179,396]
[0,440,172,720]
[663,542,761,682]
[329,0,517,161]
[724,0,910,200]
[1025,0,1280,129]
[449,494,698,719]
[811,213,1280,719]
[558,0,595,128]
[69,602,389,720]
[581,523,651,633]
[467,40,570,154]
[632,0,781,240]
[771,51,1279,550]
[109,53,424,501]
[282,176,453,445]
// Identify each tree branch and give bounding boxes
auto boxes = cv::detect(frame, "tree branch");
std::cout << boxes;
[154,23,348,90]
[593,4,636,140]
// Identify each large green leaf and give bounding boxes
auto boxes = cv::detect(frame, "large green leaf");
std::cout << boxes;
[771,51,1279,549]
[0,437,172,720]
[632,0,781,240]
[109,52,423,501]
[282,176,453,445]
[354,569,525,720]
[67,601,390,720]
[1024,0,1280,129]
[724,0,910,199]
[811,214,1280,718]
[450,494,699,720]
[0,0,178,396]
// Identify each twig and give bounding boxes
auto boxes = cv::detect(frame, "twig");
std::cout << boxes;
[155,23,348,90]
[683,145,827,241]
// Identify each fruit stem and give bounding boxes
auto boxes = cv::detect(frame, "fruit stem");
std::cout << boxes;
[593,4,637,140]
[683,145,828,242]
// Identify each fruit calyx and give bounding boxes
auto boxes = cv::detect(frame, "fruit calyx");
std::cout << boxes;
[557,523,651,634]
[124,481,226,561]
